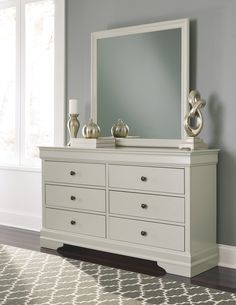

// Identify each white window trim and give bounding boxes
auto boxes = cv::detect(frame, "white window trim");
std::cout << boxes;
[54,0,66,147]
[0,0,65,170]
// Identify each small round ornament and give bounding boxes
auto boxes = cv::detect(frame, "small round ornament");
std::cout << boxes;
[82,118,100,138]
[111,119,129,138]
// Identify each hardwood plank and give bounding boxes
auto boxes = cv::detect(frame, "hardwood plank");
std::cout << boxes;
[0,225,40,251]
[191,266,236,293]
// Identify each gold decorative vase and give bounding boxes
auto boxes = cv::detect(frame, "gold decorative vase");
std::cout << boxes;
[67,114,80,145]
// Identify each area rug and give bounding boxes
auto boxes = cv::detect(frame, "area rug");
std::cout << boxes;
[0,244,236,305]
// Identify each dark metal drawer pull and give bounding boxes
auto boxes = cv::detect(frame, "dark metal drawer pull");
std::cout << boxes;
[70,171,76,176]
[141,230,147,236]
[141,203,148,209]
[141,176,147,182]
[70,220,76,225]
[70,195,76,201]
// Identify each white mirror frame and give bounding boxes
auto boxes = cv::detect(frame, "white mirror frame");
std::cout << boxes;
[91,18,189,148]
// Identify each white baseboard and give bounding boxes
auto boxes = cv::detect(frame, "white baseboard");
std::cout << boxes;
[218,244,236,269]
[0,210,41,232]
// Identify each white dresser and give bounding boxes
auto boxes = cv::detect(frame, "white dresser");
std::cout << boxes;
[39,146,218,277]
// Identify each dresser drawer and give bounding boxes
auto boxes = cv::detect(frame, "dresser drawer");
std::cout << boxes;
[109,217,184,251]
[45,208,105,238]
[109,191,184,223]
[109,165,184,194]
[44,161,105,186]
[46,185,105,212]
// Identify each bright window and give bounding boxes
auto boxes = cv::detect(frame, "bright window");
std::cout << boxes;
[0,5,16,161]
[0,0,65,167]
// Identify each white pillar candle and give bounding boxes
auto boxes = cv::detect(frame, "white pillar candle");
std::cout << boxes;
[69,99,79,114]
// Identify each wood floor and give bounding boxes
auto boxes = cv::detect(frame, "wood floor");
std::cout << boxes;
[1,225,236,293]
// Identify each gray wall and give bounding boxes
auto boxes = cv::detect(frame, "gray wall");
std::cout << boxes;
[66,0,236,246]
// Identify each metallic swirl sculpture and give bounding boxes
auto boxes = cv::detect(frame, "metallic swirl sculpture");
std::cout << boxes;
[184,90,206,137]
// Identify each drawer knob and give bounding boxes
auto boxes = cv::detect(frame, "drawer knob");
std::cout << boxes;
[70,195,76,201]
[70,220,76,225]
[141,230,147,236]
[141,176,147,182]
[141,203,148,209]
[70,171,76,176]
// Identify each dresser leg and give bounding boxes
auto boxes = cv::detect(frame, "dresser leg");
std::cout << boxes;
[157,260,191,277]
[40,236,63,250]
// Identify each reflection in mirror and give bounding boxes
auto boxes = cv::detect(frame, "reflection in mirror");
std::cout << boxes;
[92,19,189,144]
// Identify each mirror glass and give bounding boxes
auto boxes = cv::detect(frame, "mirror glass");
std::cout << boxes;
[92,20,189,143]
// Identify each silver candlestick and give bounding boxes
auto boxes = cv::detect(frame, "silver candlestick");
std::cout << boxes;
[67,114,80,146]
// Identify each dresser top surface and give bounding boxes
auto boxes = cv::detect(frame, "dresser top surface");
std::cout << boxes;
[39,145,219,155]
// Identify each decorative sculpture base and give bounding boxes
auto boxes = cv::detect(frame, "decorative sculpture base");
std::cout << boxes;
[179,137,208,150]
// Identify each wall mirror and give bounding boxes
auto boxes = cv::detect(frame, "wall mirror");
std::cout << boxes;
[91,19,189,147]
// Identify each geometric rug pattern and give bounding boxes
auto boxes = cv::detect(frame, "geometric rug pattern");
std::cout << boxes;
[0,244,236,305]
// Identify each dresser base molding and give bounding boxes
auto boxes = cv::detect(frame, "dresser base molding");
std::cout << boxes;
[40,236,63,250]
[158,248,218,277]
[40,229,217,277]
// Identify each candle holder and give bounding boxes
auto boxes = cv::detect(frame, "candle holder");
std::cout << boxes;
[67,113,80,146]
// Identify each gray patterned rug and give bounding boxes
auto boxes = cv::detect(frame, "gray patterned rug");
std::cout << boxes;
[0,244,236,305]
